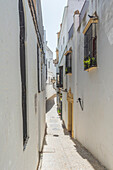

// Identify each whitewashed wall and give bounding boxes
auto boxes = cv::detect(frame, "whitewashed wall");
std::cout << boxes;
[58,0,84,130]
[75,0,113,169]
[0,0,46,170]
[46,45,56,99]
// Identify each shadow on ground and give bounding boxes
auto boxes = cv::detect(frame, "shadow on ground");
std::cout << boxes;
[62,122,107,170]
[46,94,56,113]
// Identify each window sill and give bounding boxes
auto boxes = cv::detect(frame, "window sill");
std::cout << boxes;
[66,72,72,75]
[84,66,97,72]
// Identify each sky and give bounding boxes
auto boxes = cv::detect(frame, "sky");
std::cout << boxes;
[41,0,67,59]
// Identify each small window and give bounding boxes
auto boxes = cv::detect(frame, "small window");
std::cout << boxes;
[59,66,63,88]
[65,52,72,75]
[84,23,97,71]
[48,61,50,69]
[56,73,60,87]
[37,45,41,93]
[68,23,74,41]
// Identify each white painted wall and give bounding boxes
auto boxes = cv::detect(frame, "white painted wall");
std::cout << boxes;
[57,0,113,169]
[46,45,56,84]
[0,0,46,170]
[46,45,56,99]
[75,1,113,169]
[57,0,84,130]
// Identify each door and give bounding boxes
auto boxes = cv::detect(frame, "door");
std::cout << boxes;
[68,102,73,137]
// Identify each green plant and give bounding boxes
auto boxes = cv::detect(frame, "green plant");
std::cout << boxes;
[58,109,61,113]
[65,67,68,73]
[84,57,91,69]
[91,57,96,66]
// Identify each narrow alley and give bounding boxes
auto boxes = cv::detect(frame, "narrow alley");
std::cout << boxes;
[39,97,106,170]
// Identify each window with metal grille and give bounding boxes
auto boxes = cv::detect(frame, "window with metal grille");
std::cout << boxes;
[68,23,74,41]
[59,66,63,88]
[65,52,72,74]
[48,61,50,69]
[19,0,27,146]
[84,23,97,71]
[37,45,41,92]
[56,73,60,87]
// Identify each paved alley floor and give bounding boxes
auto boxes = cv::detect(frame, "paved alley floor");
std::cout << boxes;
[40,98,107,170]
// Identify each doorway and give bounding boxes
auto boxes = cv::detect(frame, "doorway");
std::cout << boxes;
[67,88,74,137]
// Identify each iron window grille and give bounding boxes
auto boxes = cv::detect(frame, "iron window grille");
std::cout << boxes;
[79,0,89,26]
[59,66,63,88]
[19,0,28,146]
[56,73,60,88]
[37,45,41,93]
[65,52,72,74]
[68,23,74,41]
[84,23,97,71]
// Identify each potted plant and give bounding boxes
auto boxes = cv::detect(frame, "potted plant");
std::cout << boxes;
[91,57,97,66]
[84,57,91,70]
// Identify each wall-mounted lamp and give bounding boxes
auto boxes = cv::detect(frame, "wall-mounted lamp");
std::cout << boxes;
[77,98,83,111]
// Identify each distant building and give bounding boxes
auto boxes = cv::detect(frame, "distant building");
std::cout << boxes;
[0,0,46,169]
[46,45,56,99]
[46,45,56,84]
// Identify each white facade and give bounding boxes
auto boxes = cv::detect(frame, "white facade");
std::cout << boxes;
[56,0,113,169]
[46,45,56,99]
[76,1,113,169]
[46,45,56,84]
[0,0,46,170]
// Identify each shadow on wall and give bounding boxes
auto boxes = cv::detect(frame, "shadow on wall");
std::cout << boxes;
[46,94,56,113]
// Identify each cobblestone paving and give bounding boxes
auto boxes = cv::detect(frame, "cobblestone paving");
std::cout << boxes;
[40,98,107,170]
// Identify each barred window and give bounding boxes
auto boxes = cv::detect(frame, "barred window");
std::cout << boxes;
[37,45,41,92]
[65,52,72,74]
[59,66,63,88]
[84,23,97,71]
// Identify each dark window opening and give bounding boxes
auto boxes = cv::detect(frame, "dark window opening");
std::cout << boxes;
[84,23,97,70]
[65,52,72,74]
[56,73,60,87]
[37,45,40,93]
[68,23,74,41]
[19,0,27,145]
[59,66,63,88]
[48,61,50,69]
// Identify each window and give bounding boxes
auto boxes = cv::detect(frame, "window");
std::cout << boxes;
[37,45,41,92]
[68,23,74,41]
[56,73,60,87]
[59,66,63,88]
[84,23,97,71]
[19,0,28,146]
[41,53,45,91]
[48,61,50,69]
[65,51,72,75]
